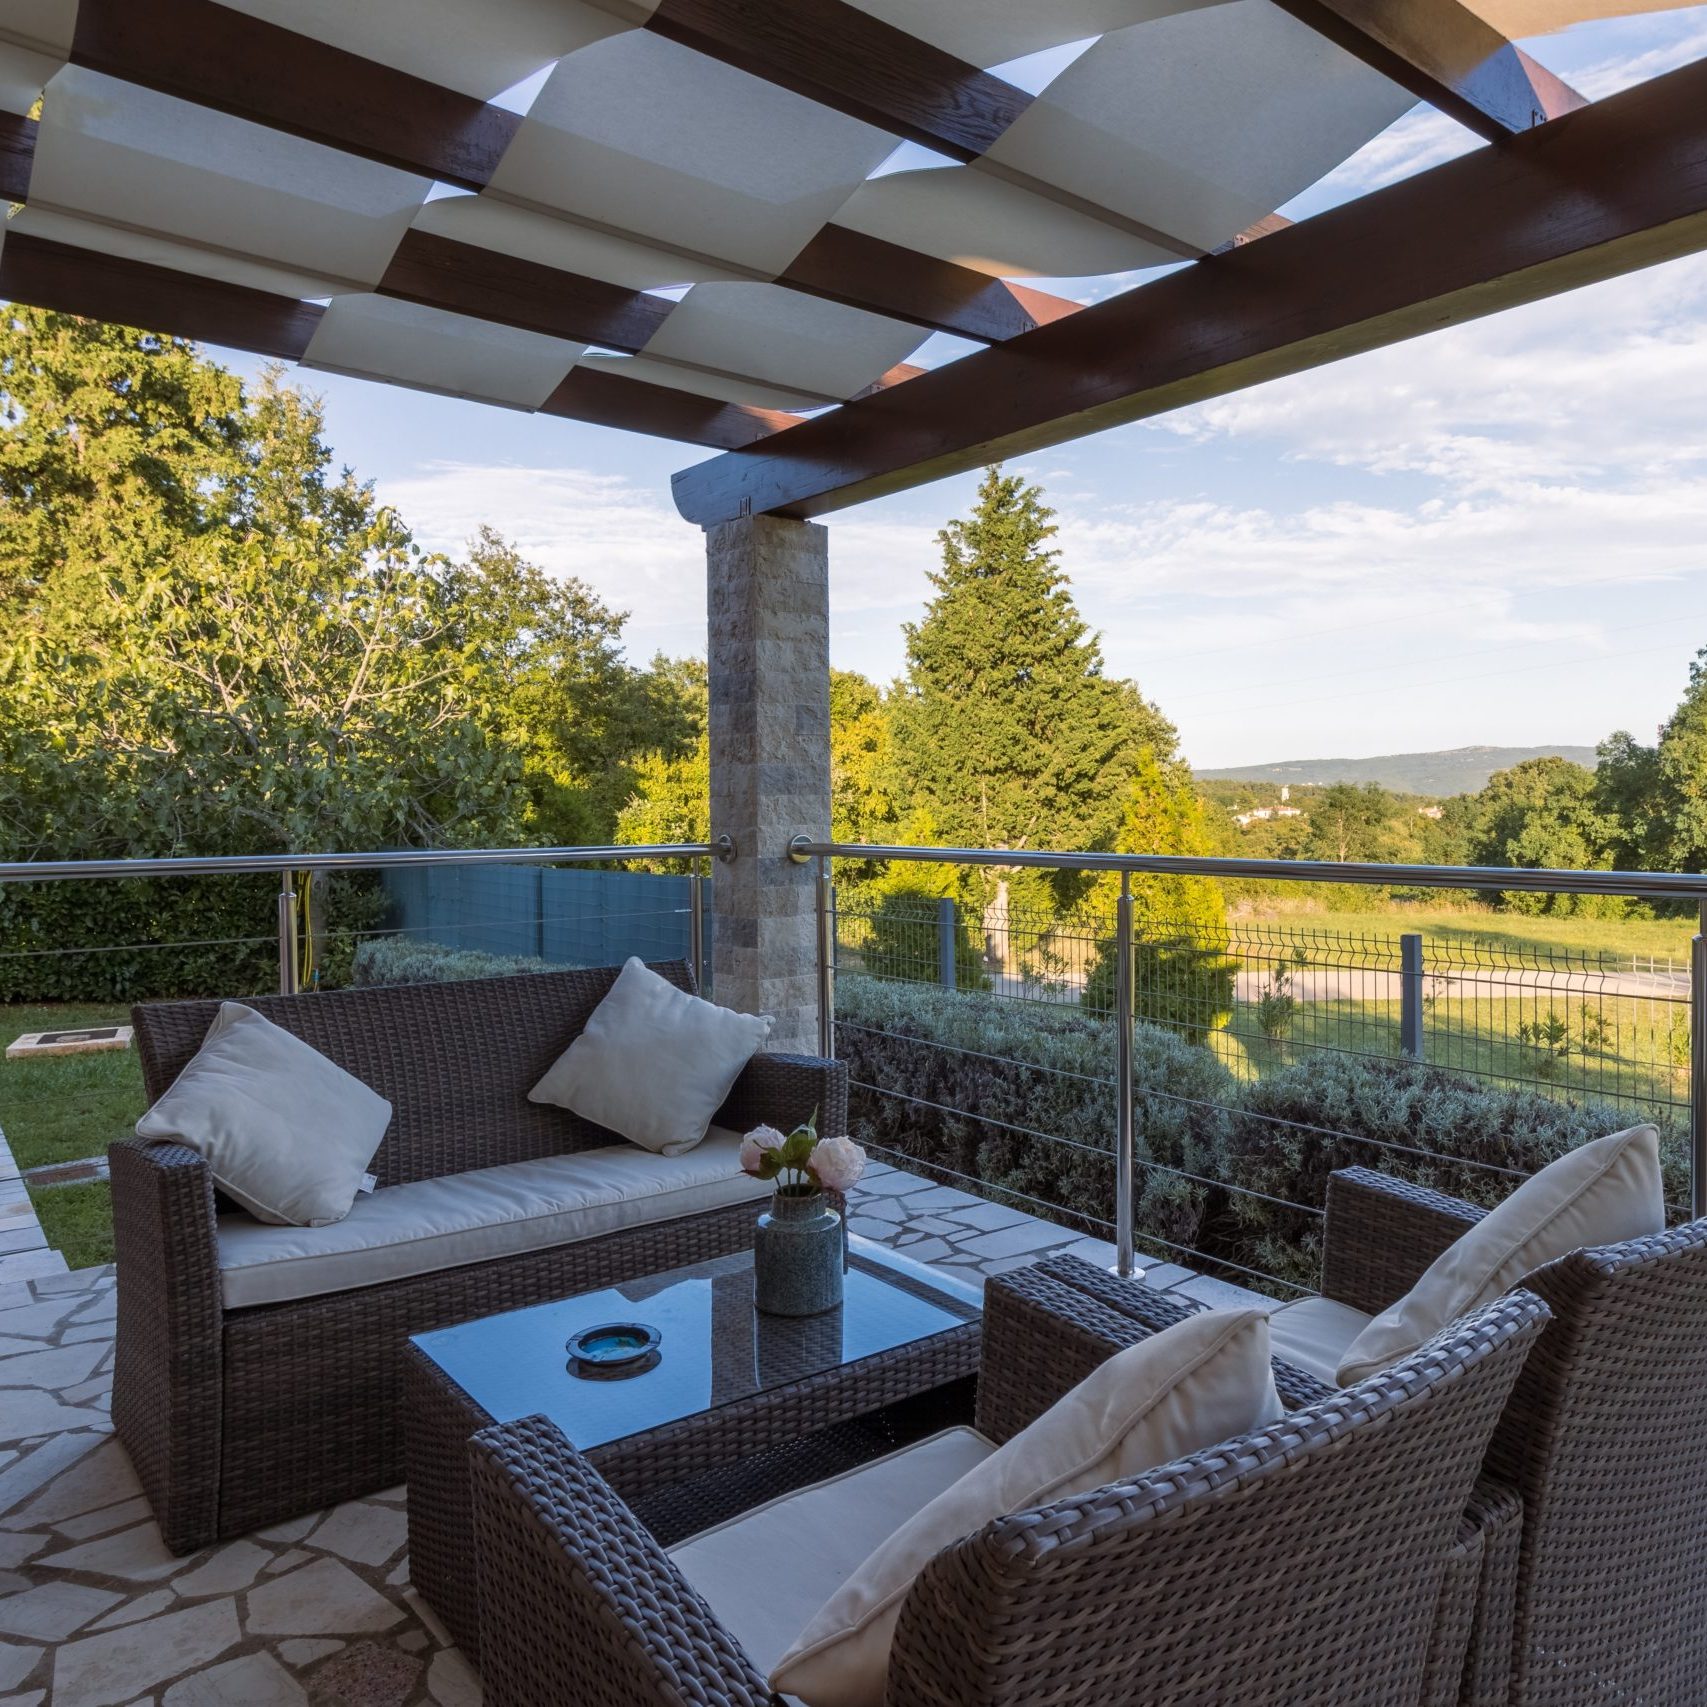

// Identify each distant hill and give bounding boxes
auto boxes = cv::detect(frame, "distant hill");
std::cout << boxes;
[1198,745,1600,797]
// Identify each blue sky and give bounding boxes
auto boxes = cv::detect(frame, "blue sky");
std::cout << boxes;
[217,7,1707,772]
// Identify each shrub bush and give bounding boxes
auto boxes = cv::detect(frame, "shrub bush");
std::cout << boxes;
[351,935,563,986]
[1212,1052,1687,1291]
[849,878,990,991]
[835,973,1238,1259]
[0,873,384,1002]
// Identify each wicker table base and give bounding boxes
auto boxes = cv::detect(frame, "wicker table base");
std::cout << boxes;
[404,1241,982,1658]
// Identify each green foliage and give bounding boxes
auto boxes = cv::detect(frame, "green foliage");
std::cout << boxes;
[1215,1053,1683,1291]
[891,468,1175,871]
[1305,782,1395,863]
[1254,949,1310,1042]
[837,973,1239,1260]
[29,1180,115,1270]
[350,935,561,986]
[855,875,989,991]
[1457,757,1622,915]
[1,1001,141,1171]
[1082,748,1236,1037]
[1599,647,1707,879]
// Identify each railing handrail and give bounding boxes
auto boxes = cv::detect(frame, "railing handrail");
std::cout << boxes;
[0,843,721,884]
[790,837,1707,902]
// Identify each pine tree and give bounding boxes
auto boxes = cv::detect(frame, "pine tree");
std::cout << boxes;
[892,467,1154,861]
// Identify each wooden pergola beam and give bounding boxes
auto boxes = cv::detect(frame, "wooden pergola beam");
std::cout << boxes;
[0,233,327,360]
[0,232,806,448]
[644,0,1030,162]
[670,55,1707,525]
[58,0,1079,346]
[1272,0,1585,141]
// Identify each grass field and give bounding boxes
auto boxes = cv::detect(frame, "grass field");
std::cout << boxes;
[1239,902,1696,967]
[2,1003,139,1267]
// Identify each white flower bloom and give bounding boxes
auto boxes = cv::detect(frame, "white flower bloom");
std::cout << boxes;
[809,1134,867,1194]
[739,1124,787,1176]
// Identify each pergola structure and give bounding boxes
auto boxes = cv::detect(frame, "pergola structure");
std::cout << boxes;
[1,0,1703,1043]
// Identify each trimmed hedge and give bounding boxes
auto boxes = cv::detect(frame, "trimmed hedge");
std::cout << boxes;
[835,973,1237,1260]
[351,935,563,986]
[0,874,383,1002]
[836,973,1680,1296]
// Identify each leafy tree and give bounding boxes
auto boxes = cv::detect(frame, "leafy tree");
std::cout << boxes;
[1083,747,1235,1036]
[1598,648,1707,878]
[1305,782,1393,863]
[1457,757,1619,914]
[892,468,1159,869]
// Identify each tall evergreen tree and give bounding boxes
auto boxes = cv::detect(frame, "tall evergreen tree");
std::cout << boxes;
[892,468,1162,862]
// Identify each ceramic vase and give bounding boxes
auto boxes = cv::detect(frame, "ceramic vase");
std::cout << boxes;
[753,1187,844,1316]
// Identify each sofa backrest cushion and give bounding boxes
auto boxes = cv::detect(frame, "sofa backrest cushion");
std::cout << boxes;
[133,962,697,1186]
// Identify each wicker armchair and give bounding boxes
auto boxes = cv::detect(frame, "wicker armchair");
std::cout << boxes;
[466,1261,1548,1707]
[1306,1165,1707,1707]
[111,961,844,1553]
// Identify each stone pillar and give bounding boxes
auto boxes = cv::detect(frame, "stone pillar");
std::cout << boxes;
[706,513,830,1054]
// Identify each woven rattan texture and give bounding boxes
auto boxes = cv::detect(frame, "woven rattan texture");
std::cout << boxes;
[116,964,845,1552]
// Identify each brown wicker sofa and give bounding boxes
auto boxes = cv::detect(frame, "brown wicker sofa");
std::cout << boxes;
[1285,1166,1707,1707]
[111,961,844,1554]
[465,1260,1548,1707]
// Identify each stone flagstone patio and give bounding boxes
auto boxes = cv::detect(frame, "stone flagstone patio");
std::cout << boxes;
[0,1162,1264,1705]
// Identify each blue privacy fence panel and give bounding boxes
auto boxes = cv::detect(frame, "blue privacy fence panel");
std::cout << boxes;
[381,864,708,972]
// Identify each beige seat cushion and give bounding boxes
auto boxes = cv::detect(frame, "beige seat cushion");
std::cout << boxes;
[1337,1125,1665,1386]
[770,1307,1281,1707]
[216,1127,768,1308]
[669,1427,995,1680]
[136,1001,391,1227]
[529,956,773,1155]
[1266,1295,1372,1387]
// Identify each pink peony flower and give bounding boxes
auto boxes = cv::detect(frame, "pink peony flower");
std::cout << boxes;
[808,1134,867,1194]
[739,1124,787,1177]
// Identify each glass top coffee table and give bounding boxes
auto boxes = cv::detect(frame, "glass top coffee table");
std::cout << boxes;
[402,1236,982,1657]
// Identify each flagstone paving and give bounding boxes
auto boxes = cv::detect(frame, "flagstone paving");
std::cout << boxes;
[0,1163,1263,1703]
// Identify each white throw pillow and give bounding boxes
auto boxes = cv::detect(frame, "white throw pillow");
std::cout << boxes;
[135,1002,392,1227]
[770,1307,1281,1707]
[1337,1124,1665,1387]
[528,957,772,1156]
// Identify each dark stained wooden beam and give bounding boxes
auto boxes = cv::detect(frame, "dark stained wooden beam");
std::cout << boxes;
[645,0,1029,163]
[671,55,1707,525]
[0,108,33,204]
[0,233,325,359]
[377,229,673,351]
[541,366,802,448]
[1271,0,1585,142]
[780,224,1080,342]
[71,0,519,189]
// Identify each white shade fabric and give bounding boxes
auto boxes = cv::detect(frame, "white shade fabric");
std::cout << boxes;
[835,164,1181,278]
[411,195,739,293]
[0,0,74,114]
[31,67,430,292]
[638,283,928,404]
[578,352,833,415]
[488,30,896,275]
[214,0,652,103]
[846,0,1213,70]
[982,1,1416,253]
[302,293,584,409]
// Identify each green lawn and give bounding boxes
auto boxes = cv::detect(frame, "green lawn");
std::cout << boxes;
[3,1003,140,1268]
[30,1179,116,1271]
[1210,993,1688,1127]
[1239,903,1696,967]
[1,1002,144,1171]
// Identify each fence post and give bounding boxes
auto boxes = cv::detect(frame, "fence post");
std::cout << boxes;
[277,881,299,996]
[1692,905,1707,1219]
[1400,933,1424,1061]
[815,857,836,1060]
[688,869,707,994]
[937,896,957,990]
[1115,874,1136,1278]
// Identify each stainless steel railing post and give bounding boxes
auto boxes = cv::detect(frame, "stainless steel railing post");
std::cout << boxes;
[277,883,299,996]
[1115,873,1136,1277]
[1692,903,1707,1219]
[688,867,707,994]
[815,854,836,1060]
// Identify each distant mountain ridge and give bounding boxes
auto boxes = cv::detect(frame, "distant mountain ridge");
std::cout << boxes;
[1198,744,1600,797]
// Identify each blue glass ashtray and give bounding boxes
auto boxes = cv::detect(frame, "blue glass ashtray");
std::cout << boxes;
[567,1322,661,1380]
